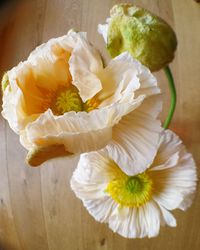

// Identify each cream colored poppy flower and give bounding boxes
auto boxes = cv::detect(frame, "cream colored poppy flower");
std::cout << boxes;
[71,130,197,238]
[2,31,161,167]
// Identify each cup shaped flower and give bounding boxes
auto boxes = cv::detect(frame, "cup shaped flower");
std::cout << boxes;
[98,3,177,72]
[71,130,197,238]
[1,31,161,167]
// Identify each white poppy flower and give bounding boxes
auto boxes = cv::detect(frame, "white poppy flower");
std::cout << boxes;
[2,31,161,167]
[71,130,197,238]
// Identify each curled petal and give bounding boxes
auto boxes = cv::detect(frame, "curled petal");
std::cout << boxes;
[105,95,163,175]
[98,52,159,107]
[69,33,103,102]
[21,94,144,155]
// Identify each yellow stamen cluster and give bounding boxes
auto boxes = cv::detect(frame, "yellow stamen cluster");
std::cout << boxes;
[45,85,101,115]
[51,86,83,115]
[106,171,153,207]
[84,95,100,112]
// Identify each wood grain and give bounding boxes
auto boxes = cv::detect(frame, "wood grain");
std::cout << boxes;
[0,0,200,249]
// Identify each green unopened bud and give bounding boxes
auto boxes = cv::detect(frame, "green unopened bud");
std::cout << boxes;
[106,4,177,71]
[1,72,9,92]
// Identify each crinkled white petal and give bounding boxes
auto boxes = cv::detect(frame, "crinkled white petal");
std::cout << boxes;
[108,206,135,238]
[159,205,176,227]
[68,32,103,102]
[97,53,140,106]
[107,201,161,238]
[153,189,184,211]
[72,152,118,185]
[150,130,197,211]
[71,152,117,221]
[151,128,182,166]
[137,201,161,238]
[2,79,23,133]
[98,52,159,107]
[83,196,117,223]
[20,110,112,153]
[21,93,145,152]
[105,95,163,175]
[97,18,111,43]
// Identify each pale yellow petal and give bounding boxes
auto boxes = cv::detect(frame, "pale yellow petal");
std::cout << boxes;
[68,32,103,102]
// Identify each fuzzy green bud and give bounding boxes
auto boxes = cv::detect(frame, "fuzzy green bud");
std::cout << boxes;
[106,4,177,71]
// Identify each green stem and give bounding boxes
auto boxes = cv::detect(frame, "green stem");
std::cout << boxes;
[163,66,177,129]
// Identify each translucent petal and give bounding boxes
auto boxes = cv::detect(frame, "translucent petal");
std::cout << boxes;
[105,95,162,175]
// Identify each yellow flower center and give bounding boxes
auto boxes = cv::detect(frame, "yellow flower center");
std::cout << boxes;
[51,86,83,115]
[106,171,153,207]
[50,86,100,115]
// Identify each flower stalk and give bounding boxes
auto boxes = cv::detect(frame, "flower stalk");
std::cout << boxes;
[163,66,177,129]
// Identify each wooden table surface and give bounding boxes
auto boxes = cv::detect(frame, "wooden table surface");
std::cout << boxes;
[0,0,200,250]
